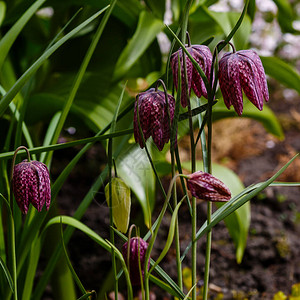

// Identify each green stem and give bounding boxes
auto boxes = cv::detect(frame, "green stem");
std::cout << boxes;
[108,138,118,298]
[203,202,212,300]
[202,51,214,300]
[7,212,17,300]
[179,1,197,298]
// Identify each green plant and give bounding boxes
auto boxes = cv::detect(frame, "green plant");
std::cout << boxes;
[0,0,299,299]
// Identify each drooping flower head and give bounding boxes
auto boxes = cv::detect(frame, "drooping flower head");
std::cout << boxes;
[187,171,231,202]
[171,44,212,107]
[122,237,150,286]
[134,82,175,151]
[218,48,269,116]
[12,155,51,214]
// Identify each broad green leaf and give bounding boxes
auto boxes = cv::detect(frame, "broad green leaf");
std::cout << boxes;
[0,1,5,27]
[113,10,163,81]
[273,0,297,33]
[144,0,165,19]
[105,178,131,233]
[261,56,300,94]
[27,80,131,133]
[48,0,142,28]
[189,6,223,46]
[116,143,155,228]
[212,97,284,139]
[209,164,249,263]
[0,7,108,117]
[206,8,252,50]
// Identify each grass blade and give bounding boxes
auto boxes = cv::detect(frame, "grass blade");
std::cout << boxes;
[0,6,109,117]
[0,0,47,70]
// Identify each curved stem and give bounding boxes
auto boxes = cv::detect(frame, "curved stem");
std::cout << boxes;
[186,31,191,47]
[10,146,31,181]
[107,138,118,298]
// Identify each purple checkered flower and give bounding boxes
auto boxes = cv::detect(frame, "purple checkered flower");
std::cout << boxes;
[12,159,51,214]
[122,237,150,286]
[171,45,212,107]
[134,88,175,151]
[218,49,269,116]
[187,171,231,202]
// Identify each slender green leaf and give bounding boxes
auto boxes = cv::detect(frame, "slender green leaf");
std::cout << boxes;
[77,291,97,300]
[0,6,109,117]
[113,11,163,81]
[40,112,61,163]
[0,253,13,293]
[45,1,115,165]
[43,216,111,252]
[21,238,41,300]
[60,221,86,294]
[150,199,183,273]
[0,0,46,70]
[0,1,6,27]
[0,129,133,161]
[261,56,300,94]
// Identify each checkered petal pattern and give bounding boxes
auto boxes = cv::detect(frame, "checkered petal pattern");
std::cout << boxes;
[122,237,150,286]
[187,171,231,202]
[171,45,212,107]
[134,88,175,151]
[12,160,51,214]
[219,49,269,116]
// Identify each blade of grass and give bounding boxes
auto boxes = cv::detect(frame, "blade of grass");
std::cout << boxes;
[44,1,116,166]
[216,0,250,52]
[0,0,47,70]
[0,129,133,161]
[59,219,86,295]
[0,6,109,117]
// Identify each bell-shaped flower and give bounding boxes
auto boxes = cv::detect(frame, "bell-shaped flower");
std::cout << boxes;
[134,88,175,151]
[12,159,51,214]
[187,171,231,202]
[171,45,212,107]
[122,237,150,286]
[218,49,269,116]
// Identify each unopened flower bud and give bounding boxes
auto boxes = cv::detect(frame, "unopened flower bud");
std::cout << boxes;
[122,237,150,286]
[187,171,231,202]
[12,159,51,214]
[105,177,131,233]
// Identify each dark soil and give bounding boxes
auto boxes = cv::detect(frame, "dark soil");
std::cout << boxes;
[46,84,300,300]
